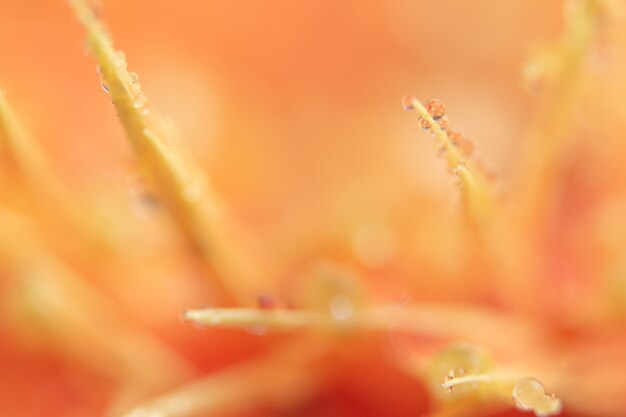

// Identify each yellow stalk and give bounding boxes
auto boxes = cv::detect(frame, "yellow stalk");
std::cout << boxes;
[0,91,79,225]
[0,206,195,390]
[184,304,544,355]
[67,0,267,305]
[517,0,605,224]
[0,90,51,185]
[119,339,322,417]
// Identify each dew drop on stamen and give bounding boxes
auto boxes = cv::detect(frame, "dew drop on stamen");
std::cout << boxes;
[133,95,148,109]
[96,66,110,94]
[401,94,417,110]
[129,72,140,86]
[437,116,449,130]
[459,138,475,155]
[329,295,354,322]
[534,393,563,416]
[447,128,462,145]
[418,117,431,131]
[512,378,545,412]
[425,98,445,120]
[115,51,127,69]
[100,79,110,93]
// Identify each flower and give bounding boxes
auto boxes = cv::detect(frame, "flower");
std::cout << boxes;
[1,0,625,416]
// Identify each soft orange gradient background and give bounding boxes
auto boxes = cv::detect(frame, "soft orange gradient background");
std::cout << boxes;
[1,1,626,417]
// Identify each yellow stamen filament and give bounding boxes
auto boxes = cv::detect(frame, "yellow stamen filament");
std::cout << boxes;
[184,304,544,355]
[67,0,268,305]
[441,371,520,391]
[0,207,195,389]
[0,90,104,247]
[0,90,51,184]
[518,0,604,223]
[119,340,322,417]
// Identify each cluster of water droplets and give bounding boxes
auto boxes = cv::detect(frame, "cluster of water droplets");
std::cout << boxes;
[402,95,476,157]
[429,343,492,398]
[401,94,502,187]
[512,377,562,417]
[95,50,151,116]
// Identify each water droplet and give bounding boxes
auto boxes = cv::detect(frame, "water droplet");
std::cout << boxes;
[429,343,491,397]
[116,51,127,68]
[459,138,475,155]
[133,94,148,109]
[330,295,354,322]
[437,116,450,131]
[425,98,445,120]
[401,94,417,110]
[534,393,563,417]
[452,367,466,377]
[441,376,454,394]
[96,66,110,94]
[129,72,140,85]
[418,117,431,131]
[100,77,110,93]
[447,128,462,145]
[512,378,545,411]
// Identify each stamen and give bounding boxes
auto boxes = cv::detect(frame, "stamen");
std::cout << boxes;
[67,0,269,305]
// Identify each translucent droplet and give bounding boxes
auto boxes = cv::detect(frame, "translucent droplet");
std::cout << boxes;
[96,66,110,94]
[459,138,475,155]
[447,128,462,145]
[129,72,140,85]
[133,94,148,109]
[429,344,491,398]
[437,116,450,130]
[534,393,563,417]
[425,98,446,120]
[330,295,354,322]
[115,51,127,69]
[401,94,417,111]
[418,117,431,131]
[100,77,110,93]
[442,375,454,394]
[512,378,545,411]
[297,261,365,322]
